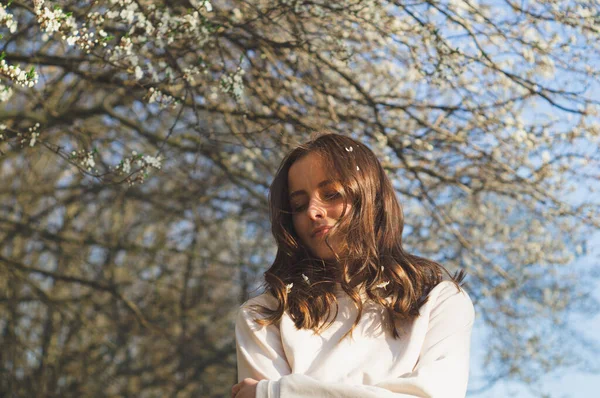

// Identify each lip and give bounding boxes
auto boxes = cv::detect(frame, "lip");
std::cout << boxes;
[312,226,332,238]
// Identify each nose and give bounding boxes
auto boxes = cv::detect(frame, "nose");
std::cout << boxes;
[307,198,326,220]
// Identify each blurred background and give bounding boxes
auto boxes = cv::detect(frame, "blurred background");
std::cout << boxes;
[0,1,599,397]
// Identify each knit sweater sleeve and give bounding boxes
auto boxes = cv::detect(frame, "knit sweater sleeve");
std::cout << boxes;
[237,282,475,398]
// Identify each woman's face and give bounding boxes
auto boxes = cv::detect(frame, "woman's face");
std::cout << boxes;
[288,152,350,260]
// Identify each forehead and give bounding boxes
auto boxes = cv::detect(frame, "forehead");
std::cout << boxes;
[287,152,330,191]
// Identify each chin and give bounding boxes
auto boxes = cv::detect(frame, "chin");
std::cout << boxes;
[303,238,339,260]
[312,247,337,260]
[316,254,334,261]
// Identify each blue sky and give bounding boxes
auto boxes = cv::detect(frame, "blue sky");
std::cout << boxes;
[467,231,600,397]
[469,295,600,397]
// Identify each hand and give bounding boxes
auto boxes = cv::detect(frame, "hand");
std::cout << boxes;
[231,377,259,398]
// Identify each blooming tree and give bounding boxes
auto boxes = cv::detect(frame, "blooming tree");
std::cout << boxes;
[1,0,599,396]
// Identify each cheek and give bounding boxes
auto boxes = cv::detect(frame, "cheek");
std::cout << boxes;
[292,216,306,238]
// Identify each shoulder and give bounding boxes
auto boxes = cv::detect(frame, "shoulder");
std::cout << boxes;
[236,292,280,327]
[427,280,472,302]
[424,281,475,326]
[240,291,279,310]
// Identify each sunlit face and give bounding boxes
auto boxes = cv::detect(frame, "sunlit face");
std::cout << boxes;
[288,152,350,260]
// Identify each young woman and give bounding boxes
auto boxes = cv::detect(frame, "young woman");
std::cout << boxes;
[231,133,475,398]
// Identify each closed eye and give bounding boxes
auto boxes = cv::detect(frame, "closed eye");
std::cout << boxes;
[325,192,341,200]
[291,192,341,213]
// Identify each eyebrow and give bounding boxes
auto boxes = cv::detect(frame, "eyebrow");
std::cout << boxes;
[289,180,334,200]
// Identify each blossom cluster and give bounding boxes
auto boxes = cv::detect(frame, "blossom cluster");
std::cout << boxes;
[0,2,17,33]
[33,0,99,51]
[70,149,97,172]
[14,123,41,148]
[147,87,177,109]
[114,150,163,186]
[220,66,245,102]
[28,124,40,147]
[182,66,203,85]
[0,83,13,102]
[101,0,215,85]
[68,147,160,180]
[6,0,243,120]
[0,60,38,88]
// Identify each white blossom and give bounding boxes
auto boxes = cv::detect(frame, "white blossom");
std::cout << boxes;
[134,66,143,80]
[375,280,390,289]
[29,132,40,147]
[143,154,163,169]
[81,151,96,171]
[0,84,13,102]
[191,0,213,12]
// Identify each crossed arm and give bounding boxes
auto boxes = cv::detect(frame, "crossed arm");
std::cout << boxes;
[234,282,475,398]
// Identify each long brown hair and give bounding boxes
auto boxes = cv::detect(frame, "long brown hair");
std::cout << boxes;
[249,131,466,340]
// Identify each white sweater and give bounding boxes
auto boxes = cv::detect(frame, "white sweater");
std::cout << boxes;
[235,280,475,398]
